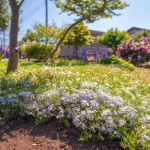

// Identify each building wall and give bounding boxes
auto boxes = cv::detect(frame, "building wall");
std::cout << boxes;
[59,30,109,59]
[59,27,147,59]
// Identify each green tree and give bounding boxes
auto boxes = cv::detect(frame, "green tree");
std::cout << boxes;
[21,22,65,45]
[32,22,66,45]
[97,28,130,54]
[0,0,10,31]
[42,0,129,62]
[23,31,37,43]
[20,22,66,45]
[63,22,93,59]
[19,22,66,60]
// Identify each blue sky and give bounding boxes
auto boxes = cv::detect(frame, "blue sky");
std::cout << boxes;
[18,0,150,39]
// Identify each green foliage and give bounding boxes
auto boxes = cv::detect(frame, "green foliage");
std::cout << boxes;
[19,22,66,60]
[120,129,144,150]
[71,59,86,65]
[131,29,150,42]
[20,22,66,45]
[63,22,93,58]
[56,58,86,66]
[64,22,93,58]
[97,55,135,70]
[24,43,58,61]
[55,0,129,23]
[97,55,119,64]
[23,31,37,42]
[97,28,130,53]
[0,55,4,61]
[0,0,10,31]
[57,58,71,66]
[64,22,93,47]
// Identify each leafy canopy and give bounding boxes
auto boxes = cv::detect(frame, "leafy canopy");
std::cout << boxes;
[20,22,67,46]
[0,0,10,31]
[19,22,66,60]
[97,28,130,51]
[55,0,129,23]
[64,22,93,47]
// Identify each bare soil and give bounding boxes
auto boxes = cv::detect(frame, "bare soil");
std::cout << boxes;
[0,118,125,150]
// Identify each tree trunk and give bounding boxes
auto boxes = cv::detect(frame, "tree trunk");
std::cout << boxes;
[7,0,24,73]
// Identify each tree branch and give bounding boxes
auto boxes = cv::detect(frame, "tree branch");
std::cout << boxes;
[42,0,107,62]
[19,0,25,8]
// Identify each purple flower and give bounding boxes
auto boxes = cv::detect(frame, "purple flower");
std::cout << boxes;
[5,49,9,54]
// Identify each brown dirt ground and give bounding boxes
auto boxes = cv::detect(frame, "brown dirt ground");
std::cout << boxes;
[0,118,125,150]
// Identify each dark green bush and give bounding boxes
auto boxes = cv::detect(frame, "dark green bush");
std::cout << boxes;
[97,55,120,64]
[56,58,86,66]
[24,43,58,61]
[57,58,71,66]
[71,59,86,65]
[97,55,135,70]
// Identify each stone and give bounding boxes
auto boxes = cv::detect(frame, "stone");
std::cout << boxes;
[5,126,10,132]
[17,117,24,125]
[9,120,16,127]
[60,143,66,148]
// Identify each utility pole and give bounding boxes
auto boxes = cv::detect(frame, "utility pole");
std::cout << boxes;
[3,30,5,58]
[46,0,48,27]
[46,0,48,44]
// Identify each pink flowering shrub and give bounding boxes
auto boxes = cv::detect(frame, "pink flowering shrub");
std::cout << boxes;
[116,37,150,65]
[131,30,150,42]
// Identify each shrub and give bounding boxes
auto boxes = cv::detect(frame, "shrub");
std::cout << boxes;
[131,30,150,42]
[97,28,130,54]
[116,37,150,66]
[57,58,87,66]
[57,58,71,66]
[24,43,58,61]
[71,59,86,65]
[97,55,119,64]
[97,55,135,70]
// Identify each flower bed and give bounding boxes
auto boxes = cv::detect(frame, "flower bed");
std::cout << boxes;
[0,64,150,149]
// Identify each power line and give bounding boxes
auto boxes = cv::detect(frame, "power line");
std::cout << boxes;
[21,1,45,22]
[21,0,37,11]
[23,5,45,22]
[21,0,44,19]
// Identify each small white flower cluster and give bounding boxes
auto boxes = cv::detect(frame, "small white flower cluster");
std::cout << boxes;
[7,93,19,105]
[0,96,5,105]
[13,81,138,139]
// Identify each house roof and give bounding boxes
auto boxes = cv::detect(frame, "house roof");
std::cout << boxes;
[127,27,150,32]
[89,29,104,34]
[88,27,150,36]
